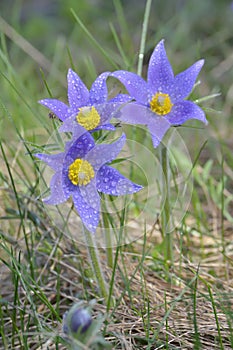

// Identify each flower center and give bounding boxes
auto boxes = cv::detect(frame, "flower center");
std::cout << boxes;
[68,159,95,186]
[76,106,101,130]
[150,92,173,115]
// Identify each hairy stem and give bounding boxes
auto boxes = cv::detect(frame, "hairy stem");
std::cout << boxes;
[84,227,108,302]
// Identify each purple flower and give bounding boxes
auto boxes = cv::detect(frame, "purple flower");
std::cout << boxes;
[39,69,131,133]
[111,39,207,147]
[35,128,142,233]
[62,307,92,335]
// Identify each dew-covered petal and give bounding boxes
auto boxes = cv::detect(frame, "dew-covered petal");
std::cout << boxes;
[93,123,116,131]
[147,39,174,93]
[96,165,142,195]
[111,71,149,104]
[116,102,152,125]
[64,132,95,165]
[62,134,96,198]
[109,94,132,103]
[59,104,116,134]
[170,60,205,102]
[59,117,89,137]
[165,100,207,125]
[67,69,89,110]
[95,102,124,123]
[72,183,100,233]
[43,171,70,205]
[147,118,171,148]
[89,72,110,105]
[86,134,126,170]
[59,115,78,133]
[39,99,69,121]
[35,152,64,171]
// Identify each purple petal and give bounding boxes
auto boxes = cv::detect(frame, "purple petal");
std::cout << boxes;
[67,69,89,110]
[95,102,124,123]
[35,152,64,171]
[109,94,132,103]
[93,123,116,131]
[61,133,96,197]
[39,99,69,121]
[89,72,110,104]
[115,103,171,147]
[96,165,142,195]
[86,134,126,170]
[111,71,149,104]
[170,60,205,102]
[64,132,95,163]
[116,102,152,125]
[165,101,207,125]
[59,103,117,133]
[73,184,100,233]
[59,115,78,133]
[147,118,171,148]
[43,171,70,205]
[59,117,89,137]
[147,39,174,93]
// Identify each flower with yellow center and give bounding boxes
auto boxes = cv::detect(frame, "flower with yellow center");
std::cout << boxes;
[150,92,173,115]
[76,106,101,131]
[68,159,95,186]
[35,133,142,233]
[40,69,128,133]
[111,39,207,148]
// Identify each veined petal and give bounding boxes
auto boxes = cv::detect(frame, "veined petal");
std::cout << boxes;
[147,118,171,148]
[39,99,69,121]
[96,165,142,195]
[59,115,78,133]
[147,39,174,93]
[67,69,89,110]
[170,60,205,102]
[94,124,116,131]
[89,72,110,104]
[111,71,149,104]
[66,132,95,161]
[109,94,132,103]
[73,184,100,233]
[165,100,207,125]
[86,134,126,170]
[61,133,96,197]
[35,152,64,171]
[95,102,124,122]
[116,102,153,125]
[59,117,88,137]
[43,171,70,205]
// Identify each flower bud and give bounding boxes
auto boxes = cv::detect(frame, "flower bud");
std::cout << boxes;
[63,306,92,335]
[70,308,92,333]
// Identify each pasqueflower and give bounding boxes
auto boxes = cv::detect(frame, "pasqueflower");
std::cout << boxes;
[39,69,131,133]
[62,306,92,335]
[35,128,142,233]
[111,39,207,147]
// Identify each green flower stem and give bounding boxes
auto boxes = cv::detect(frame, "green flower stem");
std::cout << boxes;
[103,211,113,268]
[137,0,152,76]
[160,144,173,265]
[84,227,108,303]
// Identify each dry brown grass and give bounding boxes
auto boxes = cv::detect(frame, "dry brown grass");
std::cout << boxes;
[1,215,233,350]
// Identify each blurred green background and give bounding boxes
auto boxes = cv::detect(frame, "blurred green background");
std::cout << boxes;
[0,0,232,140]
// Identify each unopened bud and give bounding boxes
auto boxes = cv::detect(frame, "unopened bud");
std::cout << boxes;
[63,306,92,335]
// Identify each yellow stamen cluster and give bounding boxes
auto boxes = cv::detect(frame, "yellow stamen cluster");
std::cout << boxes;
[68,159,95,186]
[150,92,173,115]
[76,106,101,130]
